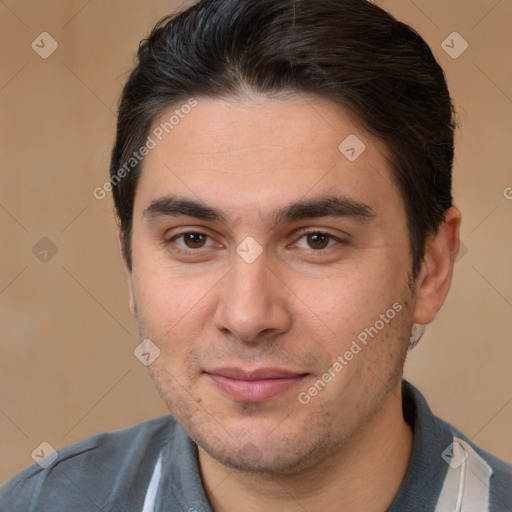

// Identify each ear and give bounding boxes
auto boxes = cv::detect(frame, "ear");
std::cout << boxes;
[413,207,461,325]
[117,226,136,316]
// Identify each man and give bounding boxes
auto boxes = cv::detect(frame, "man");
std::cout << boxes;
[1,0,510,510]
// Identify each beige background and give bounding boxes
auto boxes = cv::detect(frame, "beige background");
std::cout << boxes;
[0,0,511,483]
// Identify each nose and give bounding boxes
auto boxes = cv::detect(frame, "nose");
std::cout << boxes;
[213,251,292,344]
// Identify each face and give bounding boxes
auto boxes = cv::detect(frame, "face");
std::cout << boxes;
[126,94,418,473]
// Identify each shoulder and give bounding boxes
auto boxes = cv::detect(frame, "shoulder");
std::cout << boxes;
[440,417,512,510]
[0,415,176,512]
[403,380,511,511]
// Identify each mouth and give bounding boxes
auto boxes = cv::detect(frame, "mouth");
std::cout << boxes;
[205,367,309,403]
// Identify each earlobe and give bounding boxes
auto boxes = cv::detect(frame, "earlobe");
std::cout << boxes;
[413,207,461,325]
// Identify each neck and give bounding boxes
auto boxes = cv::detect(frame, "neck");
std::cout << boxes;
[199,380,413,512]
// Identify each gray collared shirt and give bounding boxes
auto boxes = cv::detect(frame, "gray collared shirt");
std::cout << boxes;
[1,381,511,511]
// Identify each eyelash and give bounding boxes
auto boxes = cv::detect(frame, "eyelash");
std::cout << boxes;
[164,229,346,254]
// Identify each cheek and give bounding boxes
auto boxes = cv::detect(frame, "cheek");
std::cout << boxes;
[133,242,212,311]
[292,265,402,339]
[130,262,217,359]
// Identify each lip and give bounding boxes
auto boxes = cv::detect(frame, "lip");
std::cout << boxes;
[206,367,308,403]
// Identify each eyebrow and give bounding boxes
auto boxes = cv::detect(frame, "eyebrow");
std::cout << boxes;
[143,194,375,226]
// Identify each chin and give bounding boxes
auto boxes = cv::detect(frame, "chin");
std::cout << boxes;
[195,424,337,475]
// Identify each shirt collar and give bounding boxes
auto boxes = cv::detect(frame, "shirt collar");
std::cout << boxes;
[150,380,452,512]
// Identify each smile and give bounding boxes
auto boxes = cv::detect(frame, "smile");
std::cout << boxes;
[205,367,308,403]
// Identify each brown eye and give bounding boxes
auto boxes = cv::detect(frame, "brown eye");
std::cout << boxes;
[182,233,208,248]
[306,233,330,250]
[293,232,341,251]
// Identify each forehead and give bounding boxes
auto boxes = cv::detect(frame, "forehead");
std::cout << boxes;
[134,94,401,223]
